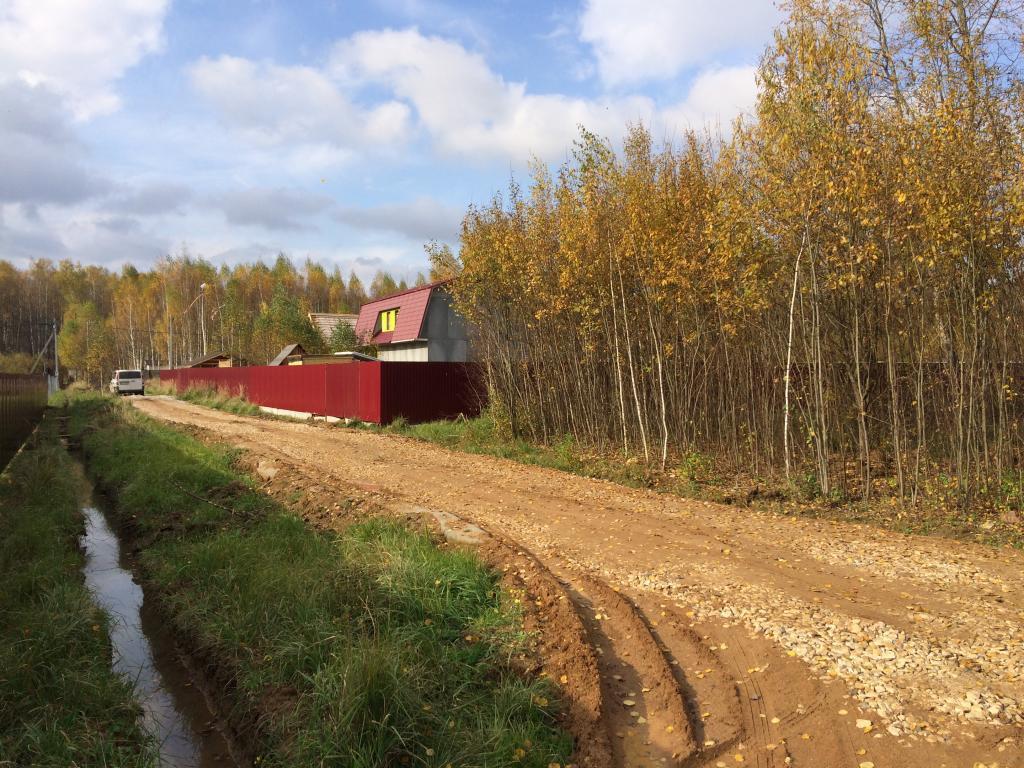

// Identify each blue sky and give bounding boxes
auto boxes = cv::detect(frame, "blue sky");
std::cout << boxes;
[0,0,782,282]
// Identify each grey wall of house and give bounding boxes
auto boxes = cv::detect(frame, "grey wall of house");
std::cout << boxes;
[421,291,469,362]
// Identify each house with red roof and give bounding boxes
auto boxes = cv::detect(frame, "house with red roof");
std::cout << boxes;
[354,279,469,362]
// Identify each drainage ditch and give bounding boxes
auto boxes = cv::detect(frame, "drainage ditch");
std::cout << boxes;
[79,482,237,767]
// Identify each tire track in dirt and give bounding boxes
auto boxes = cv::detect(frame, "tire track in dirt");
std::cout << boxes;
[560,573,697,766]
[257,463,703,767]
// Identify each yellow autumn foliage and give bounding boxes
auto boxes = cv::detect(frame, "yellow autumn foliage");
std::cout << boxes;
[448,0,1024,506]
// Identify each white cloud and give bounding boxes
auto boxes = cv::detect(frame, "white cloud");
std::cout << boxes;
[1,202,169,268]
[579,0,780,85]
[189,55,411,155]
[61,211,169,267]
[210,242,424,285]
[209,242,282,266]
[0,0,169,119]
[216,187,333,231]
[0,205,68,263]
[190,30,658,166]
[330,28,654,163]
[0,81,107,205]
[335,197,463,242]
[660,65,760,133]
[108,182,192,216]
[188,28,761,191]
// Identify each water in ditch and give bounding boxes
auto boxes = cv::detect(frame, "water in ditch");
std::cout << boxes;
[80,496,236,767]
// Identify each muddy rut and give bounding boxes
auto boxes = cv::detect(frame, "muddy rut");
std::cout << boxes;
[133,397,1024,768]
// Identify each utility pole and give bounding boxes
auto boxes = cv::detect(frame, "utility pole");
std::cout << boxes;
[199,283,208,357]
[53,318,59,386]
[163,276,174,368]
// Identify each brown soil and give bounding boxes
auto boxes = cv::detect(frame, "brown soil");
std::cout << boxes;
[133,396,1024,768]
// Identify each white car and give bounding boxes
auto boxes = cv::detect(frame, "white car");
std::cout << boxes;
[109,369,145,396]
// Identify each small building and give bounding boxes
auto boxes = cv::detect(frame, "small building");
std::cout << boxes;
[269,343,307,366]
[355,280,469,362]
[286,351,375,366]
[270,343,374,366]
[309,312,357,342]
[182,351,237,368]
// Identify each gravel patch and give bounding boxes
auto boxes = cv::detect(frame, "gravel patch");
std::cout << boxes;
[593,558,1023,739]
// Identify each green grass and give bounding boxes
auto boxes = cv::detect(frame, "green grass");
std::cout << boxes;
[384,412,1024,549]
[0,409,157,767]
[145,379,263,416]
[384,412,652,487]
[70,392,571,768]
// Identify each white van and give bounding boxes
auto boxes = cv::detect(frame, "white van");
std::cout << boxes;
[109,369,145,396]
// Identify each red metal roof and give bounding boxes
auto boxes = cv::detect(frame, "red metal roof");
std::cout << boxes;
[355,280,451,345]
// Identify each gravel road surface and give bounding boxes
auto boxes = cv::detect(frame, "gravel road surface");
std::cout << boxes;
[133,396,1023,768]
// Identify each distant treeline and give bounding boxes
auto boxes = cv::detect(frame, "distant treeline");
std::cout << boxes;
[0,253,431,381]
[451,0,1024,508]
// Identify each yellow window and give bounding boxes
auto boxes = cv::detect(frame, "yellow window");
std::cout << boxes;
[379,309,397,332]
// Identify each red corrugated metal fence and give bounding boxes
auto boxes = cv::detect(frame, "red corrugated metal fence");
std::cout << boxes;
[1,373,48,472]
[158,362,482,424]
[379,362,480,424]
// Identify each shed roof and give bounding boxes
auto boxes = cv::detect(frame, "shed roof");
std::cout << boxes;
[308,312,357,340]
[298,351,376,364]
[355,280,451,345]
[181,351,230,368]
[269,343,306,366]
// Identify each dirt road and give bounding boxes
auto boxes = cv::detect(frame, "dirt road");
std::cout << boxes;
[133,396,1023,768]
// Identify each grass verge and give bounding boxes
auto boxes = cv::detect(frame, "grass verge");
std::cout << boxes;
[69,391,571,768]
[0,410,156,767]
[383,413,613,480]
[144,379,262,416]
[381,414,1024,549]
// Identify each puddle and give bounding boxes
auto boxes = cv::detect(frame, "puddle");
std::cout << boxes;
[80,499,236,767]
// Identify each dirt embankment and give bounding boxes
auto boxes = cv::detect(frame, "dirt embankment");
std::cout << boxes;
[134,396,1024,768]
